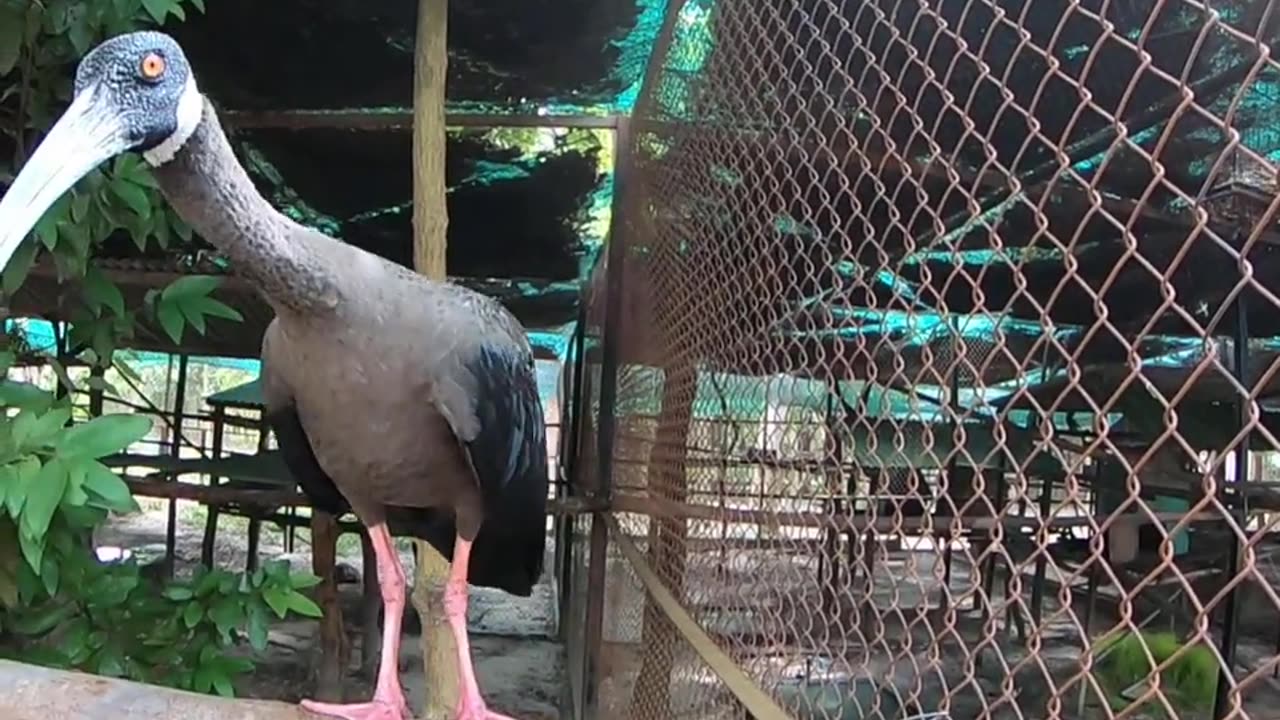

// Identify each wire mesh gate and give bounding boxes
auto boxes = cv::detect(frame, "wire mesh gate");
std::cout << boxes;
[560,0,1280,718]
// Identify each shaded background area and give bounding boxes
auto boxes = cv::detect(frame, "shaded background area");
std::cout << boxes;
[1,0,674,357]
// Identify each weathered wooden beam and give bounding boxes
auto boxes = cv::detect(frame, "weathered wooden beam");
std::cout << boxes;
[220,108,618,131]
[124,477,604,515]
[0,659,311,720]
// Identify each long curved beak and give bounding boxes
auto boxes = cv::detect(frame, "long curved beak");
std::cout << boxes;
[0,85,131,271]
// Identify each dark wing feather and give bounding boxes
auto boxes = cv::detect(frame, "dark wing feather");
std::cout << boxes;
[455,342,548,509]
[429,337,549,595]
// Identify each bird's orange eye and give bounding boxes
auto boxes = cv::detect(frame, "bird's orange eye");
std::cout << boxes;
[140,53,166,80]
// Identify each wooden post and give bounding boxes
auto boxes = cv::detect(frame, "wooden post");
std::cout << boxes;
[410,0,458,717]
[311,510,346,703]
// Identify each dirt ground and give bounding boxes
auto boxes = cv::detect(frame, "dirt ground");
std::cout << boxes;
[94,499,565,719]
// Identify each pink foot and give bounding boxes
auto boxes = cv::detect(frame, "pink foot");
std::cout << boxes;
[454,692,517,720]
[301,697,411,720]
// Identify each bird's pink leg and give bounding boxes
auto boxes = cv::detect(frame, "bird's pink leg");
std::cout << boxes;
[446,536,517,720]
[302,523,410,720]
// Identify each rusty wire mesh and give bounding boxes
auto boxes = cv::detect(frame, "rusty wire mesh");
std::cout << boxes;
[568,0,1280,718]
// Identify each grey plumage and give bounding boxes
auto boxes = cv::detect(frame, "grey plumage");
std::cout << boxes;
[156,101,549,595]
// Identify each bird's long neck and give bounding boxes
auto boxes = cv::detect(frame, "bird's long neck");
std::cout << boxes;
[150,101,340,315]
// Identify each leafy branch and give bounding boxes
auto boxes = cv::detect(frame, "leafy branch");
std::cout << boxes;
[0,0,302,700]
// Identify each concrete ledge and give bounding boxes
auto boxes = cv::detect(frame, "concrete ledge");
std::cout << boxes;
[0,659,314,720]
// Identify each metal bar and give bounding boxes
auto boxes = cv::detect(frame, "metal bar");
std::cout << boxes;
[822,389,843,619]
[606,515,796,720]
[1030,472,1054,624]
[164,353,190,579]
[610,492,1233,531]
[220,109,620,131]
[977,461,1007,671]
[859,470,882,640]
[581,516,609,719]
[200,405,226,568]
[581,112,632,719]
[1077,464,1102,717]
[593,114,632,501]
[1214,289,1251,719]
[941,359,960,610]
[557,313,588,644]
[87,365,105,417]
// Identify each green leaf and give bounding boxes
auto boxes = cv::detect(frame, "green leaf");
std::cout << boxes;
[2,239,39,296]
[60,504,107,529]
[18,529,43,572]
[0,568,16,608]
[0,6,21,77]
[284,590,323,618]
[5,457,40,517]
[157,300,185,343]
[34,215,58,251]
[58,617,90,660]
[209,596,243,640]
[0,382,54,412]
[247,600,269,651]
[20,458,68,540]
[83,461,136,513]
[140,0,169,24]
[70,192,92,223]
[190,0,205,12]
[179,300,207,334]
[289,572,323,589]
[187,296,244,322]
[0,465,13,512]
[110,178,153,219]
[162,275,222,301]
[84,267,127,318]
[163,585,194,601]
[211,671,233,698]
[56,413,153,460]
[183,600,202,628]
[62,475,88,507]
[40,553,59,596]
[262,586,289,619]
[95,644,125,677]
[0,351,14,376]
[24,407,71,451]
[9,602,73,636]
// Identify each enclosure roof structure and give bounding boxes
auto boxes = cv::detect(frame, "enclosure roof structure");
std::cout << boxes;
[170,0,667,115]
[1,0,679,362]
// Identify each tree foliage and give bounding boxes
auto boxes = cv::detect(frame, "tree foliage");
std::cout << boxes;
[0,0,318,698]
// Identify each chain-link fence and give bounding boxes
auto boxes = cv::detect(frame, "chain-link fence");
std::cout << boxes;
[563,0,1280,719]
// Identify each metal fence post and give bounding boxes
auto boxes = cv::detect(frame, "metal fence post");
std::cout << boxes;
[581,114,632,720]
[1214,288,1250,719]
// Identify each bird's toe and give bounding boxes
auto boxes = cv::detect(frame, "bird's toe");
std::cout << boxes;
[300,698,410,720]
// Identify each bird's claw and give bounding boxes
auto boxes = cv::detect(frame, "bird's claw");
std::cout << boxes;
[300,697,411,720]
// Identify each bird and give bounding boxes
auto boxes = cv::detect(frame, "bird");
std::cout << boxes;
[0,31,549,720]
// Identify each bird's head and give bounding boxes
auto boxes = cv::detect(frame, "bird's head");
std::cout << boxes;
[0,31,203,267]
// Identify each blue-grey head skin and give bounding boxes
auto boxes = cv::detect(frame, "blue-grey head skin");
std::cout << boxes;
[73,31,200,157]
[0,31,204,272]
